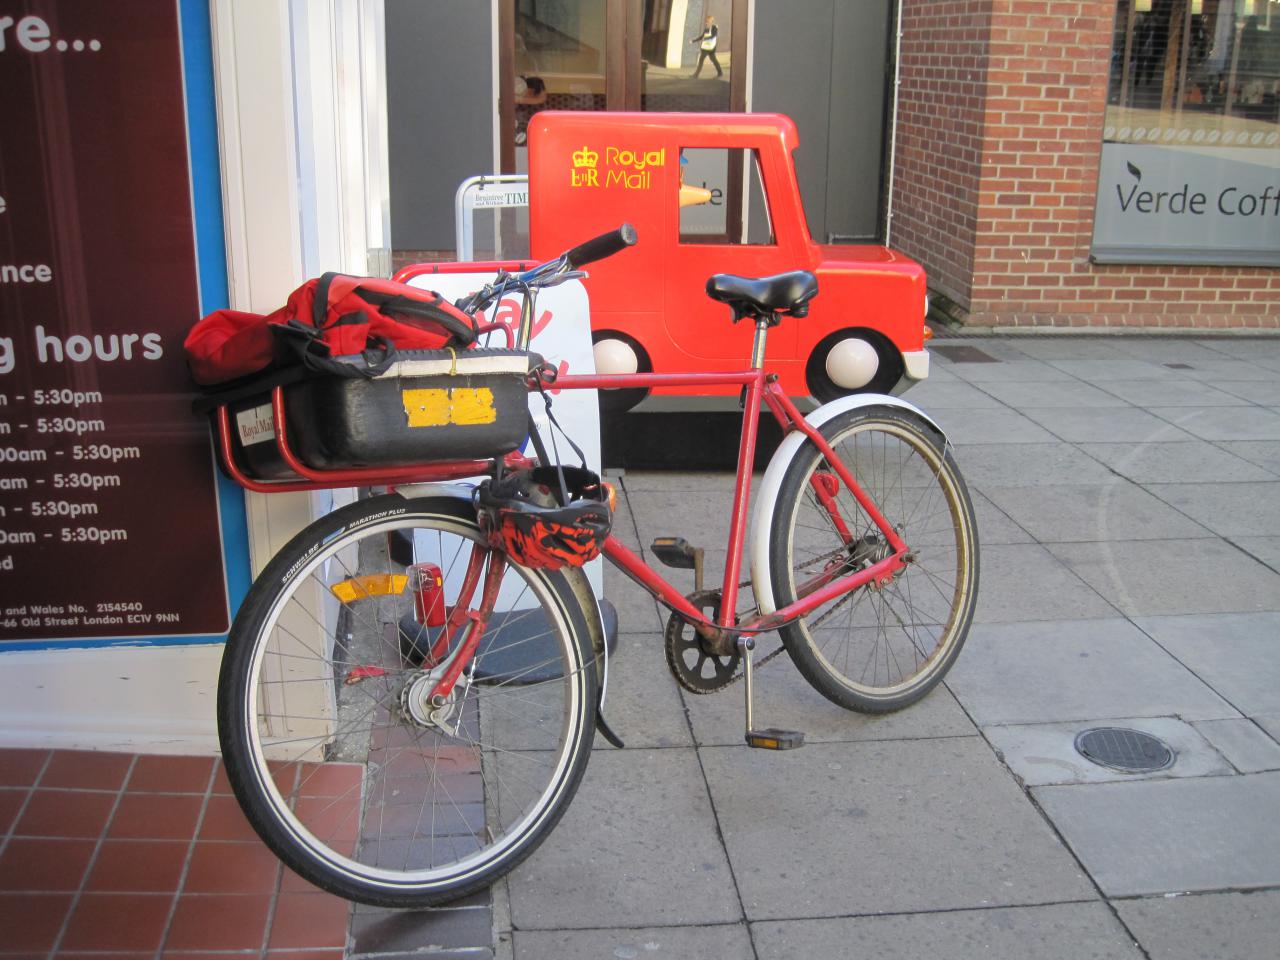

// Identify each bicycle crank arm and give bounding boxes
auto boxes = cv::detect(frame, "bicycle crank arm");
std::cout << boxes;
[737,637,805,750]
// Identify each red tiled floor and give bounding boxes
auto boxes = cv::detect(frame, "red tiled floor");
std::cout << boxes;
[60,893,174,952]
[0,892,74,952]
[0,787,29,833]
[14,789,116,839]
[183,841,280,894]
[0,748,49,786]
[0,837,96,891]
[197,795,259,843]
[1,749,353,958]
[41,750,133,791]
[266,892,352,950]
[86,840,191,893]
[108,793,204,841]
[128,755,215,794]
[164,894,273,951]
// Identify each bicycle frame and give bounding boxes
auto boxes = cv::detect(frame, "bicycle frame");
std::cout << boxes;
[209,312,910,648]
[551,363,908,643]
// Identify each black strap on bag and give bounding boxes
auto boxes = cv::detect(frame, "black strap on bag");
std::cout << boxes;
[272,316,397,380]
[530,363,590,507]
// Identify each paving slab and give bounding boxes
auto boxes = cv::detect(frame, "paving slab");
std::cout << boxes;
[1045,359,1182,381]
[1212,378,1280,405]
[1146,406,1280,441]
[513,923,754,960]
[948,359,1077,383]
[1191,719,1280,773]
[1091,379,1248,408]
[1217,440,1280,475]
[1165,359,1279,382]
[931,408,1062,445]
[681,653,977,746]
[945,619,1238,726]
[1018,407,1195,444]
[950,443,1117,488]
[621,471,757,493]
[904,379,1006,408]
[1033,772,1280,896]
[596,634,694,750]
[1007,338,1133,361]
[1146,481,1280,537]
[603,563,664,635]
[1134,613,1280,718]
[1076,441,1276,483]
[975,379,1131,409]
[752,902,1141,960]
[969,490,1034,543]
[1252,713,1280,742]
[1115,890,1280,960]
[985,716,1231,786]
[1046,539,1280,616]
[700,738,1092,919]
[1199,338,1280,359]
[1106,340,1237,364]
[1231,535,1280,571]
[973,544,1120,623]
[505,748,740,929]
[982,483,1213,542]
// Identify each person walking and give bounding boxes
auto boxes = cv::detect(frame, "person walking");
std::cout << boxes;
[690,15,722,79]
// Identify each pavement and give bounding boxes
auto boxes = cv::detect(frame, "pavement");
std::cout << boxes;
[492,334,1280,959]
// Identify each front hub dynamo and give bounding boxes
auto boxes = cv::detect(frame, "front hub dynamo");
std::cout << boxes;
[400,668,460,728]
[664,589,740,694]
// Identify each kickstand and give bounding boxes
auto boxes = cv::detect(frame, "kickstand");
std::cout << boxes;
[738,637,804,750]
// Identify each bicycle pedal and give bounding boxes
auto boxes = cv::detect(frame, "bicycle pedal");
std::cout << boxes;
[745,728,805,750]
[650,536,697,569]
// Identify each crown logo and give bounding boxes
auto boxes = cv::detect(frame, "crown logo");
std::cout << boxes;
[573,146,598,168]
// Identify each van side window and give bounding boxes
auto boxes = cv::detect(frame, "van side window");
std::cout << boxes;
[678,148,775,245]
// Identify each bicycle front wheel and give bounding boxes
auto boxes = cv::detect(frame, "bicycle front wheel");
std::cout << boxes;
[218,494,597,907]
[768,406,979,713]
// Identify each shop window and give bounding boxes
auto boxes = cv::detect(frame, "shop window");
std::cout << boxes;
[1093,0,1279,265]
[678,148,774,245]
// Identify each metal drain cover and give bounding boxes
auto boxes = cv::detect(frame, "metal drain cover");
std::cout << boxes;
[1074,727,1175,773]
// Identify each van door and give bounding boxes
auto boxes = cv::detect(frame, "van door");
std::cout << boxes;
[662,146,799,363]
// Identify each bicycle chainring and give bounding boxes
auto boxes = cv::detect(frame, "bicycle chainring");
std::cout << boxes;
[664,589,740,694]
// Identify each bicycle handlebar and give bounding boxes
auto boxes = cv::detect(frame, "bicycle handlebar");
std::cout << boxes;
[564,223,638,269]
[456,224,638,320]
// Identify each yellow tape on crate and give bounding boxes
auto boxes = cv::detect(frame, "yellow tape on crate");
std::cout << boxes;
[402,388,498,427]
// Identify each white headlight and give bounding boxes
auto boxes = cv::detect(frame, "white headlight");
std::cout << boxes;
[593,338,639,376]
[825,338,879,390]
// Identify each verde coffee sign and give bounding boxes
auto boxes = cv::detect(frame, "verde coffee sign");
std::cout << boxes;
[1091,142,1280,267]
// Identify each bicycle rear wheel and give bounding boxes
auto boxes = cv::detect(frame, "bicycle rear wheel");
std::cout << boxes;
[768,406,979,713]
[218,494,596,907]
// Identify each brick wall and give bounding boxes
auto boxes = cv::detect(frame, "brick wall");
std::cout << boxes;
[894,0,1280,329]
[892,0,994,310]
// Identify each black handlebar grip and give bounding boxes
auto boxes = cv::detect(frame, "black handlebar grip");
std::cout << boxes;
[565,223,638,269]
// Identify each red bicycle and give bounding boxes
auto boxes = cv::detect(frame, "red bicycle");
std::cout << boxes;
[212,226,980,907]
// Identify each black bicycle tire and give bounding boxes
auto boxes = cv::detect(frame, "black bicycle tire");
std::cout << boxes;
[217,493,598,907]
[767,406,979,713]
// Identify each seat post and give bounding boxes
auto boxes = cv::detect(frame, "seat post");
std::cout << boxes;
[750,317,772,370]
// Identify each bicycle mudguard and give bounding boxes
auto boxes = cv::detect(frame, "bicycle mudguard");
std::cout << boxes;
[749,394,945,616]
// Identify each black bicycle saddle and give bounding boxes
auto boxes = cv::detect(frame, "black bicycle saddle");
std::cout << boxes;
[705,271,819,318]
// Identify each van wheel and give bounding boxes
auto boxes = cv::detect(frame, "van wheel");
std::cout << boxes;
[592,331,651,414]
[805,329,903,402]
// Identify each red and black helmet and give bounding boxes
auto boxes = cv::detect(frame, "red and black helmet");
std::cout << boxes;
[476,466,615,570]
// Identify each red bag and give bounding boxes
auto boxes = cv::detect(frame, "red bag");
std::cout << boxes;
[185,273,478,385]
